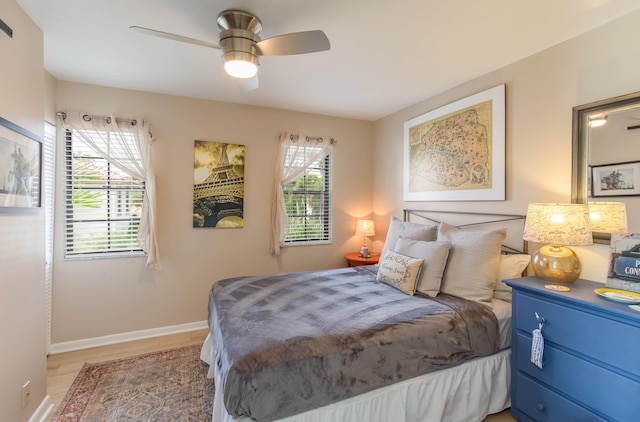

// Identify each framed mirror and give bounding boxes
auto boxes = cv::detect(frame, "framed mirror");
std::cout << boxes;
[572,91,640,243]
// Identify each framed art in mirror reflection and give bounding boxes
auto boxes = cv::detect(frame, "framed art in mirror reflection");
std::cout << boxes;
[591,161,640,197]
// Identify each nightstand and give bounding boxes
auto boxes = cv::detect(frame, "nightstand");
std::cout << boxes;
[344,252,380,267]
[505,276,640,421]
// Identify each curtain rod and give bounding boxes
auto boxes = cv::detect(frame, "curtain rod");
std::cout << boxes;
[57,112,138,125]
[289,134,336,144]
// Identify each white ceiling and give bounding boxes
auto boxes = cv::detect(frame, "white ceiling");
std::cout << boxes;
[15,0,640,121]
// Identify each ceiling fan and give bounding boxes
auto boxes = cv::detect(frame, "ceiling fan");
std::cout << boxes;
[130,9,330,89]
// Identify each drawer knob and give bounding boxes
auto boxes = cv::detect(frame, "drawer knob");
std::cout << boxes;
[537,402,546,412]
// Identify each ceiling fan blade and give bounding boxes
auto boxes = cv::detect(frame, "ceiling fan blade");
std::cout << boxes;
[256,30,330,56]
[129,26,221,50]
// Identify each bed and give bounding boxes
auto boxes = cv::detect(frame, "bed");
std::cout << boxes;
[201,210,529,422]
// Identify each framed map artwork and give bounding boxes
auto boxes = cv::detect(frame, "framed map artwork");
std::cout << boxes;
[403,84,505,201]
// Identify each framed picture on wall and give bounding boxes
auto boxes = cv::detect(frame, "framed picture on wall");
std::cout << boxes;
[193,140,245,228]
[592,161,640,197]
[403,84,505,201]
[0,116,42,210]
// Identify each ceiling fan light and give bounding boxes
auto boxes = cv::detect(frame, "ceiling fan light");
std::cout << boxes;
[589,114,607,127]
[224,60,258,78]
[222,51,259,79]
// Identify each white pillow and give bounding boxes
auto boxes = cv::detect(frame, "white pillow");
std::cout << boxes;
[380,217,438,261]
[493,254,531,302]
[376,250,424,295]
[394,238,450,297]
[437,223,506,308]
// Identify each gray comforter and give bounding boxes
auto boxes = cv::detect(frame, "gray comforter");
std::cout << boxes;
[208,265,499,422]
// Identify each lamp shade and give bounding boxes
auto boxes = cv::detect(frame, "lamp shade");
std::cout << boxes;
[523,203,592,246]
[589,202,628,233]
[355,219,375,237]
[523,203,592,284]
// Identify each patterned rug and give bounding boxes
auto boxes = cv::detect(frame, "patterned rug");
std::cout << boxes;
[51,345,214,421]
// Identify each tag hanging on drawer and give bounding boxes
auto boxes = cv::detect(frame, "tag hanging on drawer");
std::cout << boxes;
[531,312,544,369]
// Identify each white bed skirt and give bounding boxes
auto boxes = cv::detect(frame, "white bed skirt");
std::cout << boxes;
[201,334,511,422]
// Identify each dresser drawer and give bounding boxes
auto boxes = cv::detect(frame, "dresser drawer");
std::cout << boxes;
[514,373,606,422]
[516,332,640,421]
[513,292,640,378]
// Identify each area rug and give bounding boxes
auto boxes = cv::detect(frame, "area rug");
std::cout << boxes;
[51,345,214,421]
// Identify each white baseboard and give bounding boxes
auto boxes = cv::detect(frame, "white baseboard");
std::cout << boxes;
[30,395,54,422]
[49,320,208,354]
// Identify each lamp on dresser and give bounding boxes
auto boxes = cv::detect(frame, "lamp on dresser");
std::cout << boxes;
[523,203,593,284]
[355,219,375,258]
[588,201,628,234]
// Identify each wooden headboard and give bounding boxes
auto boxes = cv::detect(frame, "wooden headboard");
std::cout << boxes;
[403,209,528,254]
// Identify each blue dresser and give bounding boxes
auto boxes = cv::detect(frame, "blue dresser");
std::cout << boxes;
[505,276,640,421]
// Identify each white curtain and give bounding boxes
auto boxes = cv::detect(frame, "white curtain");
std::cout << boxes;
[270,132,335,255]
[60,111,160,269]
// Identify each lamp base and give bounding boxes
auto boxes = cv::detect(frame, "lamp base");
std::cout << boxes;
[531,244,581,284]
[359,247,370,258]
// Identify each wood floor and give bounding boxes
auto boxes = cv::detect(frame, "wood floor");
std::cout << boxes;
[46,328,515,421]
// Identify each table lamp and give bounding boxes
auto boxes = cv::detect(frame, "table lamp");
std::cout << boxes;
[355,219,375,258]
[523,203,593,283]
[588,202,628,234]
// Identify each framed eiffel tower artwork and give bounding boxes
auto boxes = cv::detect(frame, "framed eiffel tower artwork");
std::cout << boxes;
[193,140,245,228]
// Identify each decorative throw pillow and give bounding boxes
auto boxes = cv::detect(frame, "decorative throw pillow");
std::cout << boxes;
[493,254,531,302]
[437,222,507,308]
[394,238,450,297]
[379,217,438,262]
[376,250,424,295]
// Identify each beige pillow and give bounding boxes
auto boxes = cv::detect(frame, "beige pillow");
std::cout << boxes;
[437,223,506,308]
[380,217,438,263]
[394,238,450,297]
[376,250,424,295]
[493,254,531,302]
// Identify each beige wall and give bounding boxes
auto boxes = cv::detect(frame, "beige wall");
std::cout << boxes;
[372,9,640,284]
[52,82,374,343]
[0,1,47,421]
[45,72,58,123]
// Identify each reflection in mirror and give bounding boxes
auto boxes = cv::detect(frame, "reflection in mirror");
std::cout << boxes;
[572,91,640,243]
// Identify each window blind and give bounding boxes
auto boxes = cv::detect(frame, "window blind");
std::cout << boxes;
[44,121,56,353]
[283,153,332,243]
[64,130,145,258]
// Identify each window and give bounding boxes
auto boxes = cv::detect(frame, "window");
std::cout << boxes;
[64,129,145,258]
[271,133,335,255]
[283,152,332,244]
